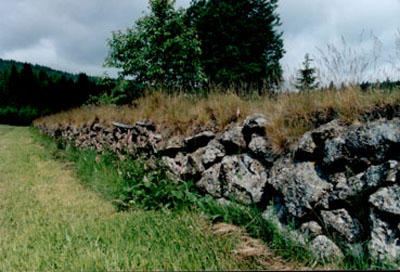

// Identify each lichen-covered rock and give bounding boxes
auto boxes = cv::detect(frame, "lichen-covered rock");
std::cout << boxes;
[184,131,215,152]
[310,235,344,261]
[182,150,205,179]
[320,209,362,242]
[161,156,181,178]
[242,114,268,140]
[219,126,246,154]
[368,211,400,262]
[331,161,399,203]
[300,221,323,239]
[202,140,225,167]
[369,184,400,216]
[158,137,184,157]
[323,119,400,171]
[295,119,346,161]
[196,163,222,197]
[219,155,267,204]
[248,134,276,164]
[268,159,332,218]
[262,205,307,245]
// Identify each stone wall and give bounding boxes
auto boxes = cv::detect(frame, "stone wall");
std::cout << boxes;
[35,115,400,263]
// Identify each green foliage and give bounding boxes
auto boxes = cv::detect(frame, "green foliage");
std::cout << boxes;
[187,0,285,90]
[115,157,201,210]
[295,54,319,92]
[0,61,108,125]
[2,126,261,271]
[106,0,206,90]
[87,78,144,105]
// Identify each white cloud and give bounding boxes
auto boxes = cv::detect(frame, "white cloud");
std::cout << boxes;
[0,0,399,82]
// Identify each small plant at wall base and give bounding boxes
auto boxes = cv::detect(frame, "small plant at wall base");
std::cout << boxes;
[295,53,319,92]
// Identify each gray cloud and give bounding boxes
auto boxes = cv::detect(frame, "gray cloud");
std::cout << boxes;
[279,0,400,84]
[0,0,399,81]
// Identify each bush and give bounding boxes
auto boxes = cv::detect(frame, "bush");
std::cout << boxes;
[0,105,40,125]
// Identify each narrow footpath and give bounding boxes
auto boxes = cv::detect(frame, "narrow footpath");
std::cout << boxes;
[0,125,268,271]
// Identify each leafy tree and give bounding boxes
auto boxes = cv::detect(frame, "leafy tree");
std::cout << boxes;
[106,0,205,90]
[187,0,284,90]
[295,54,319,92]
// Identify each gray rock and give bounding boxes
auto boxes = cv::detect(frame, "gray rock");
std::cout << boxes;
[219,155,268,204]
[179,151,205,179]
[158,137,184,157]
[320,209,362,243]
[202,140,225,167]
[330,161,399,203]
[242,114,268,140]
[262,206,307,245]
[295,120,346,161]
[184,131,215,152]
[368,211,400,262]
[295,131,316,160]
[161,156,182,178]
[268,159,332,218]
[310,235,344,261]
[135,121,156,131]
[248,134,276,164]
[323,135,347,167]
[369,184,400,216]
[112,121,134,129]
[196,163,222,197]
[324,119,400,170]
[219,126,246,154]
[300,221,323,239]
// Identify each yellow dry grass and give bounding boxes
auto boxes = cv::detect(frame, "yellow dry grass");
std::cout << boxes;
[34,86,400,153]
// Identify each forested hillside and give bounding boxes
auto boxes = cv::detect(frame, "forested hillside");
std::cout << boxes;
[0,59,111,125]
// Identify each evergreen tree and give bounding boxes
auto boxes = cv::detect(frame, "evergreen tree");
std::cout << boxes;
[295,54,319,92]
[106,0,205,90]
[187,0,284,90]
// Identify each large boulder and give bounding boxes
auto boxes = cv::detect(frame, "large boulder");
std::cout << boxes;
[369,184,400,216]
[368,211,400,262]
[309,235,344,261]
[219,155,268,204]
[202,140,225,167]
[242,114,268,141]
[219,126,246,154]
[295,120,346,161]
[300,221,323,239]
[295,119,346,161]
[320,209,362,243]
[196,163,222,197]
[323,119,400,171]
[248,134,276,164]
[268,159,332,218]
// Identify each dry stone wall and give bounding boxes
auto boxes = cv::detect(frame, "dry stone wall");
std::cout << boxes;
[35,115,400,263]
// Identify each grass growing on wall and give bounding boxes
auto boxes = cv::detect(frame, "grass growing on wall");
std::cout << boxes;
[34,86,400,153]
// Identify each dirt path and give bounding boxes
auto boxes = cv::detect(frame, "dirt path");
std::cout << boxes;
[0,126,270,271]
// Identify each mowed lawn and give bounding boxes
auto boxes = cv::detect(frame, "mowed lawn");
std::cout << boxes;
[0,125,263,271]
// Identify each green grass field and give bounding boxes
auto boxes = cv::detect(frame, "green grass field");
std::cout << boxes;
[0,125,269,271]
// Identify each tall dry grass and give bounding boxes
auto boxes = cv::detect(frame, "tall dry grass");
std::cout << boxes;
[34,86,400,153]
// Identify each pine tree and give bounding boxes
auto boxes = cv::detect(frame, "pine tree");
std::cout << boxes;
[295,54,319,92]
[187,0,284,90]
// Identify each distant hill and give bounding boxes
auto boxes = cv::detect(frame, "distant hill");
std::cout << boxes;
[0,58,99,82]
[0,58,108,125]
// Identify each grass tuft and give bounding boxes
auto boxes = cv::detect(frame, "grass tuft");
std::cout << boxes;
[34,87,400,153]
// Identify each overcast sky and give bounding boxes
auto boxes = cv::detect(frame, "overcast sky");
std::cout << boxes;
[0,0,399,83]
